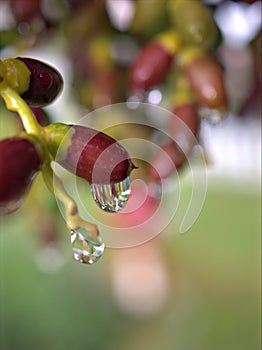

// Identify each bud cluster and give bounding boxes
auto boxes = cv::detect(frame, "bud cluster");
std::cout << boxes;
[0,57,135,261]
[0,0,249,265]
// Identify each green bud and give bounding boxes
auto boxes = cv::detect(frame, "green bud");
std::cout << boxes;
[1,58,31,94]
[168,0,221,49]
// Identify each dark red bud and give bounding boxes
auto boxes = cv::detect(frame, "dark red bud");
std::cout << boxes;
[10,0,43,23]
[168,104,200,157]
[148,141,185,182]
[171,104,200,137]
[0,137,42,214]
[184,53,228,110]
[58,125,135,184]
[129,42,173,92]
[17,57,63,107]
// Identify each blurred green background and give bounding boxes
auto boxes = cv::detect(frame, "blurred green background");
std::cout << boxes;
[0,176,260,350]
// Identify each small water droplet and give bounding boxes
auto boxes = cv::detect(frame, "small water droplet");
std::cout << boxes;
[91,176,131,213]
[199,107,228,125]
[71,228,105,264]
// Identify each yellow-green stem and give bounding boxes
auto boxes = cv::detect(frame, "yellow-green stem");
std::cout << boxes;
[41,163,99,240]
[0,81,42,136]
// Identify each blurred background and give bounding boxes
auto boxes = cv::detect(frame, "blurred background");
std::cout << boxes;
[0,0,261,349]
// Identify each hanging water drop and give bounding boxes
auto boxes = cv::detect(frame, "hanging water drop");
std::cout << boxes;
[91,176,131,213]
[71,228,105,264]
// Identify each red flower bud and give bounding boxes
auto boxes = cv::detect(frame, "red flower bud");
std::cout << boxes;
[51,124,135,184]
[181,51,228,110]
[10,0,43,23]
[171,103,200,137]
[17,57,63,107]
[0,137,42,214]
[129,42,173,92]
[148,141,185,182]
[170,103,200,154]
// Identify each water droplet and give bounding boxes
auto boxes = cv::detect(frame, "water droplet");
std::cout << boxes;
[199,107,228,125]
[91,176,131,213]
[71,228,105,264]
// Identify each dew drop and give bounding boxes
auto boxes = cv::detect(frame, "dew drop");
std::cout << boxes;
[71,228,105,264]
[91,176,131,213]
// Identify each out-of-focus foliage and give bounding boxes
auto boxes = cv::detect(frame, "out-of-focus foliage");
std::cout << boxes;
[0,182,260,350]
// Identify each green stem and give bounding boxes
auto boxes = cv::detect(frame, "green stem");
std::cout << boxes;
[0,81,42,137]
[41,163,99,240]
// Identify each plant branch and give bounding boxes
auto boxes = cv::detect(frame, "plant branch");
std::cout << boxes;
[41,162,99,240]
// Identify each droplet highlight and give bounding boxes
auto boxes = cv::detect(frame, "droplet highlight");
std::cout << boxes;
[91,176,131,213]
[71,228,105,264]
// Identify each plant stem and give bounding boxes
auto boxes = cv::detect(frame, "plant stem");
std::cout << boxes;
[0,81,43,137]
[41,162,99,240]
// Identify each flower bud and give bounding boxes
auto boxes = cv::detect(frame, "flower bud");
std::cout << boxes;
[129,31,180,92]
[148,140,185,182]
[0,137,42,215]
[169,104,200,157]
[17,57,63,107]
[0,58,30,94]
[168,0,221,49]
[179,48,228,111]
[129,0,168,39]
[45,123,135,184]
[10,0,43,24]
[171,104,200,137]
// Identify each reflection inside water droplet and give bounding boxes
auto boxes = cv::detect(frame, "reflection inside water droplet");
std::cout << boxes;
[91,176,131,213]
[71,228,104,264]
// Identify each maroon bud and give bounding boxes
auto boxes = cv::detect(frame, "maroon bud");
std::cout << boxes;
[171,104,200,137]
[183,52,228,110]
[169,103,200,156]
[17,57,63,107]
[0,137,42,215]
[168,103,200,155]
[148,141,185,182]
[10,0,43,23]
[129,42,173,92]
[56,125,135,184]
